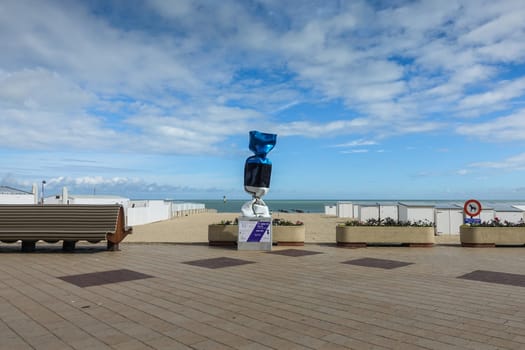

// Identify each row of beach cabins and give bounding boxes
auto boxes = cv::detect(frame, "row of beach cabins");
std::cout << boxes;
[0,185,206,226]
[324,201,525,235]
[4,185,525,235]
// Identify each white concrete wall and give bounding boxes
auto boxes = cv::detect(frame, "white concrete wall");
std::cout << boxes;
[127,200,172,226]
[45,195,131,207]
[0,194,35,204]
[72,197,131,207]
[172,202,206,216]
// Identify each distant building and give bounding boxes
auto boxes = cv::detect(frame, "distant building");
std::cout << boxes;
[0,185,37,204]
[45,188,131,207]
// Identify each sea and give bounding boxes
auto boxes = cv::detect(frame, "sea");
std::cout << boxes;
[193,199,330,213]
[181,199,525,214]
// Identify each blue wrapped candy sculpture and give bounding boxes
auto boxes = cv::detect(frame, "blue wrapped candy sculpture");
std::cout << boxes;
[241,130,277,217]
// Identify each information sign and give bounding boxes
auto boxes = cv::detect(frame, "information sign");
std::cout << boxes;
[238,217,272,251]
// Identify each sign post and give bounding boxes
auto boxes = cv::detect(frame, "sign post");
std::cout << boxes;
[463,199,482,225]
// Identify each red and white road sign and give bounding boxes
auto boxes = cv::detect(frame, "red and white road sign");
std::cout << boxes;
[464,199,482,217]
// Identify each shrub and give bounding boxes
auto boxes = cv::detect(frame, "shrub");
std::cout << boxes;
[272,218,304,226]
[469,217,525,227]
[215,218,238,225]
[214,218,305,226]
[342,217,433,227]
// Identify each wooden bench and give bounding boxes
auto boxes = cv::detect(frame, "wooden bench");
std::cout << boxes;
[0,204,132,252]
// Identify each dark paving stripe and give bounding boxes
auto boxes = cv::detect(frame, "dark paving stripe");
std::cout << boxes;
[342,257,413,269]
[458,270,525,287]
[183,257,255,269]
[58,269,153,287]
[268,249,323,257]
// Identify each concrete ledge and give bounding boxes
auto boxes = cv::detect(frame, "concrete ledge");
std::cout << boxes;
[336,226,435,247]
[460,226,525,247]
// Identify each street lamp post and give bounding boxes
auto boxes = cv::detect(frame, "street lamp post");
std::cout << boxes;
[41,180,46,205]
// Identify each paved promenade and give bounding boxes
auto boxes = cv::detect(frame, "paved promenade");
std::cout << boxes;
[1,243,525,349]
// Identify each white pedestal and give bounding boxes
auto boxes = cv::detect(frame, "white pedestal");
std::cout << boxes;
[237,216,272,251]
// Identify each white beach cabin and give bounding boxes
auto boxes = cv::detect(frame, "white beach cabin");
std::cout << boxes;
[492,204,524,223]
[435,203,463,235]
[324,204,337,216]
[336,202,354,218]
[354,202,399,221]
[398,202,435,225]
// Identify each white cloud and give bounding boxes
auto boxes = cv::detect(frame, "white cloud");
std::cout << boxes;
[0,0,524,156]
[0,68,94,111]
[469,153,525,171]
[341,149,369,154]
[460,10,525,46]
[456,109,525,141]
[274,119,370,138]
[458,77,525,111]
[333,139,378,147]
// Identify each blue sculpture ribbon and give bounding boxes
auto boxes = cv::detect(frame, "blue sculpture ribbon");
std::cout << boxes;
[242,130,277,217]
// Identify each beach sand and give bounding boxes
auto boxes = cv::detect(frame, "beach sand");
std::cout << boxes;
[125,212,460,244]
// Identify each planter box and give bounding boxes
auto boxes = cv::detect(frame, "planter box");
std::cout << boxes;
[336,226,435,247]
[208,225,237,246]
[273,225,305,246]
[460,226,525,247]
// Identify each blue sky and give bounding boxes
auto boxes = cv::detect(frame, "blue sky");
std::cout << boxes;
[1,0,525,200]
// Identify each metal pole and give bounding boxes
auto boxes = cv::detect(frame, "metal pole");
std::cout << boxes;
[41,180,46,205]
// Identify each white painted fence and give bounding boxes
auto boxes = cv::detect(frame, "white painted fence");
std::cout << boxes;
[127,200,207,226]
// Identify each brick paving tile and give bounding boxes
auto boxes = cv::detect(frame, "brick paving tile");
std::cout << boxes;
[58,269,154,288]
[145,336,193,350]
[458,270,525,287]
[236,343,274,350]
[342,257,413,269]
[182,257,255,269]
[2,243,525,349]
[0,340,33,350]
[192,340,238,350]
[267,248,323,257]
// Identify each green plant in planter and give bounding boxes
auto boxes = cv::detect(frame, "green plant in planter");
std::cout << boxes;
[272,218,304,226]
[215,218,239,225]
[467,217,525,227]
[342,217,433,227]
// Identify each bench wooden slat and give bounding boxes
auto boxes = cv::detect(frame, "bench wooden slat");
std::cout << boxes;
[0,204,132,251]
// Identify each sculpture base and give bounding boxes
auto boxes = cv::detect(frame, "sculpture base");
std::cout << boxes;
[237,217,272,251]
